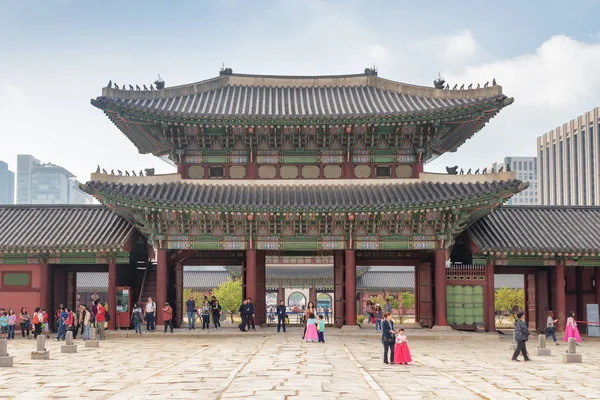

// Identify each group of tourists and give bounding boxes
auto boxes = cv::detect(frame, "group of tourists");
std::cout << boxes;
[0,307,50,340]
[184,295,223,331]
[300,301,326,343]
[512,310,583,362]
[380,312,412,365]
[365,299,395,332]
[238,298,256,332]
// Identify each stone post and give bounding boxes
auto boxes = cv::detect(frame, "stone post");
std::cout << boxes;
[561,337,582,363]
[509,330,517,350]
[61,331,78,353]
[0,339,14,367]
[535,334,551,356]
[31,335,50,360]
[85,326,100,348]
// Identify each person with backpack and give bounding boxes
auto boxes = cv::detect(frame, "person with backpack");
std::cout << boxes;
[131,304,143,335]
[32,307,43,339]
[145,297,156,332]
[19,307,31,339]
[95,300,106,340]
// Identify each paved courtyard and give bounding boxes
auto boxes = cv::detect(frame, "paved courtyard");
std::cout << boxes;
[1,329,600,399]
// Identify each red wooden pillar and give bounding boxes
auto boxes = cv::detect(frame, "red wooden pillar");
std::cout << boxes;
[177,163,187,179]
[334,250,345,327]
[246,249,257,308]
[485,259,495,332]
[108,260,117,330]
[434,248,448,327]
[39,261,49,314]
[412,162,423,178]
[526,274,537,330]
[255,250,266,324]
[175,262,184,328]
[556,259,566,332]
[157,249,168,323]
[344,249,357,326]
[596,267,600,305]
[342,162,353,179]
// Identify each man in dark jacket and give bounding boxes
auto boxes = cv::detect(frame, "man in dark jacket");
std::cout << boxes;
[245,298,256,331]
[512,311,532,362]
[276,300,287,333]
[381,313,396,364]
[239,299,247,332]
[186,296,196,330]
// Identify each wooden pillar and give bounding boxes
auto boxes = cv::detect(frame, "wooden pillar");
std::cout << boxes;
[157,249,168,322]
[526,274,536,330]
[535,270,549,330]
[309,283,317,307]
[434,248,448,326]
[485,259,495,332]
[596,267,600,305]
[344,249,357,326]
[177,163,187,179]
[245,249,257,309]
[556,259,566,332]
[412,162,423,178]
[108,260,117,330]
[175,262,184,328]
[342,162,353,179]
[334,250,345,327]
[255,250,266,324]
[39,261,49,314]
[247,163,257,179]
[575,267,584,329]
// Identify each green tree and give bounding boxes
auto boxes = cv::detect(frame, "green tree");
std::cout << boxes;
[212,278,243,323]
[397,292,415,324]
[495,288,524,323]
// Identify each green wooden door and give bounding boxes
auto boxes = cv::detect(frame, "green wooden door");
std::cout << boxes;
[446,285,484,325]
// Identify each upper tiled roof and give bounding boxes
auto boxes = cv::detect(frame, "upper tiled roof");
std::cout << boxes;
[468,206,600,253]
[184,271,232,290]
[83,179,525,212]
[0,205,136,252]
[92,72,510,119]
[357,272,414,291]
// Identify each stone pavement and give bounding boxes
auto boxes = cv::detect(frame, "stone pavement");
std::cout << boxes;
[0,329,599,399]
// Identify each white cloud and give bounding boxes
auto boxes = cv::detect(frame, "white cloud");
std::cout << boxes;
[412,30,479,68]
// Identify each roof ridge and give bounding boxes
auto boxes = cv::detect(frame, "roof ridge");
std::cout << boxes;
[0,204,103,209]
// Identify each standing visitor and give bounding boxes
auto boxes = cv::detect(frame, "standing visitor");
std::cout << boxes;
[81,306,91,340]
[95,300,106,340]
[78,306,86,338]
[162,302,174,334]
[41,309,49,338]
[545,311,558,345]
[200,300,211,330]
[303,313,318,342]
[276,300,287,333]
[0,311,7,339]
[239,299,248,332]
[302,302,316,338]
[7,309,16,340]
[511,311,532,362]
[374,305,383,333]
[19,307,31,339]
[317,315,325,343]
[56,307,68,341]
[382,312,396,365]
[145,297,156,332]
[212,300,222,330]
[131,304,143,335]
[563,311,582,343]
[32,307,43,339]
[210,296,217,326]
[245,298,256,331]
[394,329,412,365]
[383,299,392,314]
[324,307,330,323]
[186,295,196,330]
[365,300,373,325]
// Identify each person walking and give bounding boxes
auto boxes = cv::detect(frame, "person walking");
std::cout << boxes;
[131,304,143,335]
[200,300,211,330]
[374,305,383,333]
[95,300,106,340]
[245,298,256,331]
[365,300,373,325]
[239,299,248,332]
[186,296,196,330]
[511,311,532,362]
[145,297,156,332]
[7,309,16,340]
[381,312,396,365]
[212,300,222,330]
[19,307,31,339]
[162,302,174,334]
[563,311,582,343]
[276,300,287,333]
[545,311,559,345]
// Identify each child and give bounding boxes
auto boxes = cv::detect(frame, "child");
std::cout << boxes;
[304,313,318,342]
[0,312,8,339]
[7,309,16,340]
[394,329,412,365]
[374,305,383,333]
[317,315,325,343]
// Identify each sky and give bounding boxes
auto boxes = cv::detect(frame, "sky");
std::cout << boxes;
[1,0,600,182]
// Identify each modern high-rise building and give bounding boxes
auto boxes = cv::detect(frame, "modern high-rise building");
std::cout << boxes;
[537,107,600,205]
[489,157,538,205]
[16,154,93,205]
[0,161,15,204]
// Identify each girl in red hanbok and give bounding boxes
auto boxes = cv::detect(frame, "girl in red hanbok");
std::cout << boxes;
[394,328,412,364]
[563,311,582,343]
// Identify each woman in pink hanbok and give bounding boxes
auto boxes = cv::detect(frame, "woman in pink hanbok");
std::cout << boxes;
[563,311,581,343]
[304,313,319,342]
[393,328,412,364]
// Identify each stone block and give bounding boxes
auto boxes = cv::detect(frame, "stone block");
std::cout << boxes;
[534,348,551,356]
[85,340,100,348]
[509,343,517,350]
[430,325,453,331]
[561,353,582,363]
[0,356,13,367]
[61,344,77,353]
[31,351,50,360]
[65,331,75,346]
[538,334,546,349]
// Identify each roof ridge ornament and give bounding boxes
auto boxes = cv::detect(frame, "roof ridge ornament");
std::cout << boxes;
[433,73,445,89]
[220,64,233,76]
[364,66,378,76]
[154,74,165,90]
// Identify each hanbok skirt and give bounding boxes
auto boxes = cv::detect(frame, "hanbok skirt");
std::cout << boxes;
[563,324,582,342]
[304,324,318,342]
[393,342,412,364]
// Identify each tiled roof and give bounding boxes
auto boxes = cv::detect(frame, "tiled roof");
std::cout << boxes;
[357,272,414,291]
[83,180,524,212]
[468,206,600,253]
[0,205,136,251]
[183,271,232,290]
[77,272,108,291]
[495,274,524,289]
[93,73,510,119]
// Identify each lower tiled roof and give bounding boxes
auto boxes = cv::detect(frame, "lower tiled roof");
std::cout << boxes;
[468,206,600,253]
[83,180,524,211]
[0,205,136,252]
[357,272,414,291]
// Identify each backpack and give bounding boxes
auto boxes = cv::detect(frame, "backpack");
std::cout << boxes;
[32,313,39,324]
[105,312,111,322]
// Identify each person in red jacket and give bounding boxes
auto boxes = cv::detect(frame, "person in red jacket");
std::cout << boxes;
[95,300,106,340]
[162,302,173,334]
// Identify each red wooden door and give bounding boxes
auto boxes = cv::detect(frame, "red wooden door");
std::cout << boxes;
[417,262,433,327]
[334,251,345,328]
